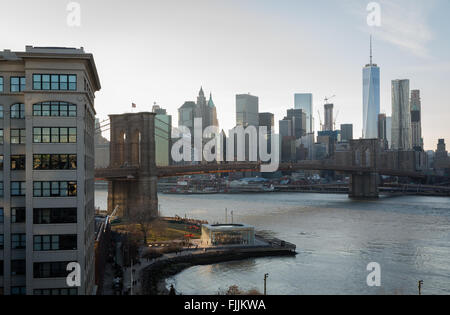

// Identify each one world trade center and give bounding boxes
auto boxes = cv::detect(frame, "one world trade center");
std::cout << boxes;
[362,36,380,139]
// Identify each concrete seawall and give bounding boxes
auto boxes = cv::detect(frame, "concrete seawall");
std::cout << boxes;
[142,247,297,295]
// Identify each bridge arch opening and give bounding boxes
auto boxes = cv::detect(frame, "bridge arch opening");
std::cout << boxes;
[130,129,141,167]
[118,130,126,166]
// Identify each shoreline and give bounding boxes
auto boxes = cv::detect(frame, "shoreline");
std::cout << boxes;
[142,248,297,295]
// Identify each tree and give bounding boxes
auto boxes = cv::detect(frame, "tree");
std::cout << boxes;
[128,202,157,245]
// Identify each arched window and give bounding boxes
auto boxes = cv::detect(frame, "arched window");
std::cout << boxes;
[10,103,25,119]
[130,130,141,167]
[33,101,77,117]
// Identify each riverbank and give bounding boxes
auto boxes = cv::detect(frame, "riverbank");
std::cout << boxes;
[142,241,297,295]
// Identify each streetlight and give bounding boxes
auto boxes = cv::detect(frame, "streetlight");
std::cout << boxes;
[418,280,424,295]
[264,273,269,295]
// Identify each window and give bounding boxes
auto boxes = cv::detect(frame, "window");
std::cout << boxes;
[33,181,77,197]
[0,234,3,249]
[0,182,3,197]
[11,260,26,276]
[33,102,77,117]
[0,261,3,276]
[0,77,3,92]
[11,287,26,295]
[11,129,26,144]
[0,129,3,144]
[11,155,26,170]
[11,233,26,249]
[34,262,71,278]
[34,208,77,224]
[0,155,3,170]
[33,127,76,143]
[0,208,3,223]
[10,103,25,119]
[34,288,78,295]
[33,234,77,251]
[33,74,76,91]
[0,105,3,118]
[33,154,76,170]
[10,77,25,92]
[11,208,26,223]
[11,181,26,196]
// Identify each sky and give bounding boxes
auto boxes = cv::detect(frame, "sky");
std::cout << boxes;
[1,0,449,150]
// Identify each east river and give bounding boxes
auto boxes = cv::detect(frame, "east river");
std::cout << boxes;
[95,188,450,295]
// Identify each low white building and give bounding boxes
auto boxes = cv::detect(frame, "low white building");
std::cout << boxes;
[201,224,255,246]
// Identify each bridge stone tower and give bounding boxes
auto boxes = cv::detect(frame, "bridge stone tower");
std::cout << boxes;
[107,112,158,217]
[348,139,384,199]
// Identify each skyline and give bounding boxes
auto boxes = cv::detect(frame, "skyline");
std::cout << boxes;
[1,0,449,150]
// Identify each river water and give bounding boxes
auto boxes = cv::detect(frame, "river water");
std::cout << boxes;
[95,189,450,295]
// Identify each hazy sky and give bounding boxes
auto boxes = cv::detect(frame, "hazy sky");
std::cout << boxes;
[1,0,449,150]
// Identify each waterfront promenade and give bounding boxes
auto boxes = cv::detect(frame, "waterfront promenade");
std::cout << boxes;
[103,236,296,295]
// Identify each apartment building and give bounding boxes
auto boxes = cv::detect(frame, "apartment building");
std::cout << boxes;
[0,46,101,295]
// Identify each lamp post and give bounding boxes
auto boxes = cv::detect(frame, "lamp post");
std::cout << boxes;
[418,280,424,295]
[264,273,269,295]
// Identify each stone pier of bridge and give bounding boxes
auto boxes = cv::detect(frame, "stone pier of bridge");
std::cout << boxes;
[347,139,383,199]
[107,112,158,217]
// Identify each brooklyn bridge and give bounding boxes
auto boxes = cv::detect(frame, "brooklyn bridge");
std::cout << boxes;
[94,112,436,217]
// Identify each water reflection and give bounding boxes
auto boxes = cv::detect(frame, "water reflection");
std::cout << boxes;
[95,189,450,295]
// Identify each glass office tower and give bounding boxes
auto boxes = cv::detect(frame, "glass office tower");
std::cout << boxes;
[362,37,380,139]
[294,93,313,133]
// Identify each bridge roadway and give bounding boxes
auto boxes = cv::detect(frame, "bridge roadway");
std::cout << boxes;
[95,161,426,181]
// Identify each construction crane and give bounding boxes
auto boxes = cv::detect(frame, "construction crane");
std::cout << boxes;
[333,110,340,131]
[317,110,323,131]
[324,95,336,104]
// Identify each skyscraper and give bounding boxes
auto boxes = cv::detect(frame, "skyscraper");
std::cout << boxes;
[195,87,218,130]
[386,116,392,149]
[324,103,334,131]
[340,124,353,142]
[286,109,306,138]
[294,93,313,133]
[410,90,423,151]
[391,79,412,150]
[236,94,259,127]
[362,36,380,139]
[259,112,274,133]
[378,113,387,140]
[154,104,172,166]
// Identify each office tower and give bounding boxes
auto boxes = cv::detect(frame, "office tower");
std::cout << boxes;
[340,124,353,142]
[391,79,412,150]
[378,113,389,149]
[378,113,387,140]
[410,90,423,151]
[259,113,274,133]
[0,46,101,295]
[279,119,292,138]
[207,93,219,128]
[154,104,172,166]
[178,101,196,133]
[195,87,218,130]
[363,36,380,139]
[236,94,259,127]
[299,133,315,160]
[386,116,392,149]
[286,109,306,138]
[294,93,313,133]
[279,118,295,162]
[435,139,449,169]
[152,103,167,115]
[324,103,333,131]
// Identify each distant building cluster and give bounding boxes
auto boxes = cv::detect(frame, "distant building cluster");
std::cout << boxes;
[92,38,448,176]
